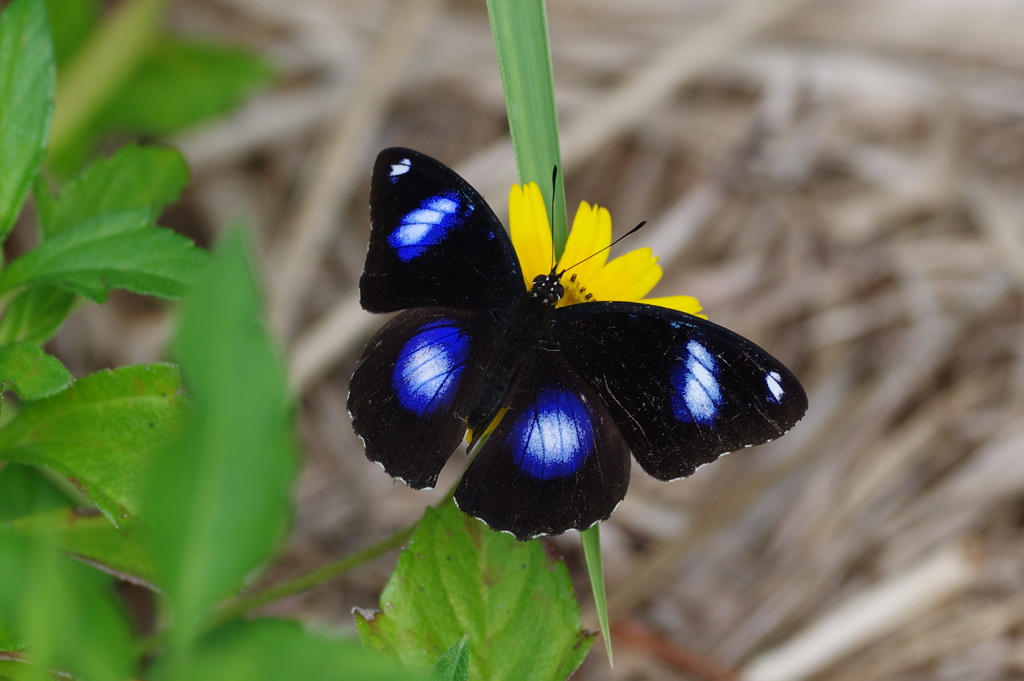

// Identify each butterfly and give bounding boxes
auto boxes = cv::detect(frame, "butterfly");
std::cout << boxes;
[348,148,808,540]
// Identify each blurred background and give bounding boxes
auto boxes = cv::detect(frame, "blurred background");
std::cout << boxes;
[36,0,1024,678]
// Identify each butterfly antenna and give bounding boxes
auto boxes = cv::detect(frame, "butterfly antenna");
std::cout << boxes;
[549,165,559,274]
[558,220,647,275]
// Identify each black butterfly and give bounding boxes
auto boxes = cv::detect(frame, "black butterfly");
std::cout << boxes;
[348,148,807,540]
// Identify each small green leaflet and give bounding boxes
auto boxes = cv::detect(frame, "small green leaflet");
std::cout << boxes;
[0,341,73,400]
[355,500,594,681]
[35,143,189,239]
[0,286,78,345]
[9,507,156,588]
[0,208,209,302]
[0,363,187,525]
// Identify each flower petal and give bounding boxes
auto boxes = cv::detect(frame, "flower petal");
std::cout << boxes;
[557,201,611,283]
[509,183,553,287]
[585,247,662,302]
[642,295,707,318]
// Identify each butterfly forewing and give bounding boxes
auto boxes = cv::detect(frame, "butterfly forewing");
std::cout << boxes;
[348,307,504,489]
[554,302,808,481]
[455,347,631,540]
[361,148,524,313]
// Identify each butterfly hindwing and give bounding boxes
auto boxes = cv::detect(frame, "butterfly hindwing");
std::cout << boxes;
[554,301,808,481]
[361,148,524,313]
[347,307,504,489]
[455,347,631,540]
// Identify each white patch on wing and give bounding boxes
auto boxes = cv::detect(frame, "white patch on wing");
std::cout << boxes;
[389,158,412,177]
[766,370,784,403]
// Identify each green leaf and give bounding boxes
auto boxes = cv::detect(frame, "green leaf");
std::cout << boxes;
[0,661,33,681]
[0,530,133,681]
[0,208,209,302]
[146,232,294,654]
[0,286,78,345]
[0,464,71,521]
[428,636,470,681]
[44,0,98,65]
[9,507,156,587]
[0,0,55,243]
[581,524,612,666]
[39,143,189,238]
[93,36,272,137]
[0,621,25,654]
[354,500,594,681]
[154,619,421,681]
[486,0,566,256]
[0,363,187,525]
[0,341,73,400]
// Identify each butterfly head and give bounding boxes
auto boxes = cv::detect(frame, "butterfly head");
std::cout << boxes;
[529,273,564,307]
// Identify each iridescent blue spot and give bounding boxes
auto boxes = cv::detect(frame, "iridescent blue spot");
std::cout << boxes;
[671,340,723,425]
[510,389,593,480]
[392,319,470,416]
[388,192,468,261]
[766,371,784,403]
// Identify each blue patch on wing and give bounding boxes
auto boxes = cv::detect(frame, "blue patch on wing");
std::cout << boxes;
[510,388,594,480]
[671,340,724,425]
[387,192,471,261]
[392,319,470,415]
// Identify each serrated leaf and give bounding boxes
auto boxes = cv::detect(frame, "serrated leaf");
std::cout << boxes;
[39,143,189,238]
[0,531,133,681]
[0,286,78,345]
[153,619,421,681]
[95,36,272,137]
[354,500,594,681]
[0,363,187,525]
[0,209,209,302]
[0,464,70,521]
[428,636,470,681]
[9,507,156,588]
[146,232,294,654]
[0,0,55,242]
[0,341,73,400]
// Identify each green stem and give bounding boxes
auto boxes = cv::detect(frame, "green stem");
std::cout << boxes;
[581,525,612,665]
[486,0,567,257]
[211,521,417,627]
[486,0,612,665]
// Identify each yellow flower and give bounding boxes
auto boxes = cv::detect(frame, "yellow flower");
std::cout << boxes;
[508,183,706,317]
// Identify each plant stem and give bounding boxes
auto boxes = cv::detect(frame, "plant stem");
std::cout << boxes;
[486,0,567,256]
[211,521,417,627]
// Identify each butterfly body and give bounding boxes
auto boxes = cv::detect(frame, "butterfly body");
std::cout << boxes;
[467,273,563,437]
[349,148,808,540]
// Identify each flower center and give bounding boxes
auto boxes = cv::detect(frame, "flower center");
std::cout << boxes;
[557,272,594,307]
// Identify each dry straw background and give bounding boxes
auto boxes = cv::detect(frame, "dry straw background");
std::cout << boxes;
[53,0,1024,679]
